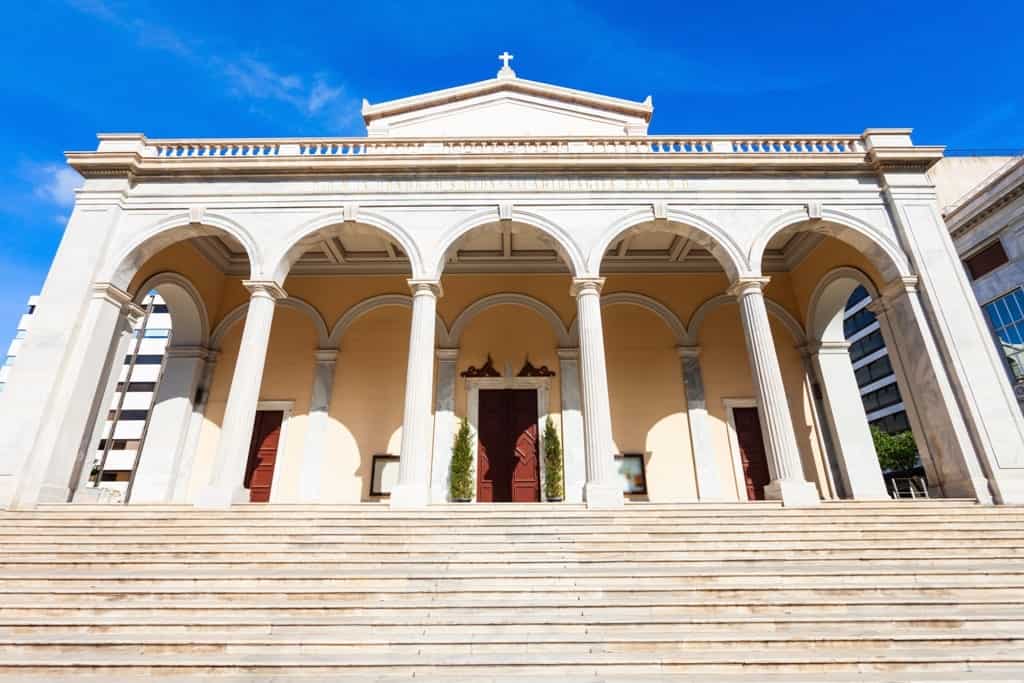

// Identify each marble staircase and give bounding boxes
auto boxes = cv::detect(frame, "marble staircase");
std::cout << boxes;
[0,500,1022,681]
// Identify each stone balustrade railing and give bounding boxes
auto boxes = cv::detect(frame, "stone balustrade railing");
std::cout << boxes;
[147,135,866,159]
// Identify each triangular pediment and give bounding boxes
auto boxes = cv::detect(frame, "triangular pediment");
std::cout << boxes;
[362,76,652,138]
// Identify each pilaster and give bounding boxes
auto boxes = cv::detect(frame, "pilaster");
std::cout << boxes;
[557,347,586,503]
[430,348,459,503]
[298,349,339,503]
[677,346,723,500]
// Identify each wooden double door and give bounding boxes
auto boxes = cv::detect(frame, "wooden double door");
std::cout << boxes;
[733,406,771,501]
[477,389,540,502]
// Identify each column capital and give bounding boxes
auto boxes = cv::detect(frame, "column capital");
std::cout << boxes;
[803,340,852,356]
[242,280,287,301]
[124,302,147,325]
[677,345,702,359]
[727,276,771,298]
[407,279,443,298]
[557,347,580,360]
[314,348,339,364]
[879,276,919,301]
[164,345,212,361]
[436,347,459,361]
[570,277,605,297]
[91,282,133,308]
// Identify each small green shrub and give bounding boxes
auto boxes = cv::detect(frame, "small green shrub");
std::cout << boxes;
[870,426,919,471]
[543,417,564,501]
[449,418,474,501]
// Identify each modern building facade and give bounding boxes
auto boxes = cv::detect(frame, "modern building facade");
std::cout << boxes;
[2,61,1023,509]
[944,156,1024,407]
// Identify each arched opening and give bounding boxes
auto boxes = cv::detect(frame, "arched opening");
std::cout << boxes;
[808,268,928,499]
[69,222,255,504]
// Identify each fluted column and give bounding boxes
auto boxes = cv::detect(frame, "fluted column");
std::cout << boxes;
[572,278,623,508]
[430,348,459,503]
[391,280,441,508]
[729,277,819,506]
[678,345,723,500]
[298,349,338,503]
[196,281,285,508]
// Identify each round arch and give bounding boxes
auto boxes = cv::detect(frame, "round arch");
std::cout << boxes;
[131,272,210,348]
[449,293,571,347]
[748,208,912,282]
[567,292,687,346]
[268,209,425,284]
[588,207,748,280]
[806,266,881,343]
[429,209,587,279]
[329,294,451,348]
[105,212,261,290]
[210,296,329,350]
[685,293,806,347]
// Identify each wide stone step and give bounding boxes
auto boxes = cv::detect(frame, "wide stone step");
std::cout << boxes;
[2,616,1021,637]
[0,644,1021,675]
[4,572,1021,590]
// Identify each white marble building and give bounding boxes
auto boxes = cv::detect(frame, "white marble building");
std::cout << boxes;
[2,58,1023,509]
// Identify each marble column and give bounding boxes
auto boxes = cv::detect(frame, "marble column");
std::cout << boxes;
[391,280,441,508]
[571,278,623,508]
[12,284,142,507]
[298,349,338,503]
[196,281,285,508]
[557,347,586,504]
[129,345,209,503]
[808,341,888,500]
[72,298,146,502]
[729,276,819,506]
[869,280,992,502]
[172,351,218,503]
[678,345,723,500]
[430,348,459,503]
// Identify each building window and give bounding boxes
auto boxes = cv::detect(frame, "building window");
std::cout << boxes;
[982,288,1024,381]
[862,383,903,414]
[871,411,910,434]
[855,355,893,386]
[97,439,141,451]
[125,355,164,365]
[150,303,169,314]
[115,381,157,392]
[108,409,149,421]
[849,330,885,363]
[965,241,1009,280]
[143,328,170,338]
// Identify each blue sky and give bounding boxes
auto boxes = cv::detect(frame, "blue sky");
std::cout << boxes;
[1,0,1022,341]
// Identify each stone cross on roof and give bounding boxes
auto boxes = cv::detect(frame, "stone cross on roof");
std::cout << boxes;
[497,51,516,79]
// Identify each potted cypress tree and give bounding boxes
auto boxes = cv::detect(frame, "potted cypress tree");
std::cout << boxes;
[449,418,474,502]
[543,417,564,502]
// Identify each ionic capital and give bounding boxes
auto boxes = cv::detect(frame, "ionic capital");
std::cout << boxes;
[727,276,771,299]
[570,277,605,298]
[407,279,443,298]
[242,280,287,301]
[164,345,212,361]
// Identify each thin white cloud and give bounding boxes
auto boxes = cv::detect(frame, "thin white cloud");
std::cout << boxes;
[27,164,82,208]
[67,0,355,125]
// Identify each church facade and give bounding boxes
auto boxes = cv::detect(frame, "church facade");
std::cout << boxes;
[3,59,1023,509]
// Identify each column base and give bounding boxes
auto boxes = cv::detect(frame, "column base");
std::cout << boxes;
[390,482,430,508]
[764,479,820,507]
[194,484,249,508]
[585,482,624,508]
[941,473,995,504]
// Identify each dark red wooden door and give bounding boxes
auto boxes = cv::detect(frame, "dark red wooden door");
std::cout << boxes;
[244,410,283,503]
[477,390,540,502]
[734,406,771,501]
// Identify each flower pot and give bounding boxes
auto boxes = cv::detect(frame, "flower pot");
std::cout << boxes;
[546,496,564,502]
[451,496,472,503]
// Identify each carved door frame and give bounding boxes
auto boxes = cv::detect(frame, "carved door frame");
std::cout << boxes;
[465,376,551,502]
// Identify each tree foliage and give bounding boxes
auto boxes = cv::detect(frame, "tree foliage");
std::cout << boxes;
[449,418,474,501]
[870,426,919,471]
[543,417,564,501]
